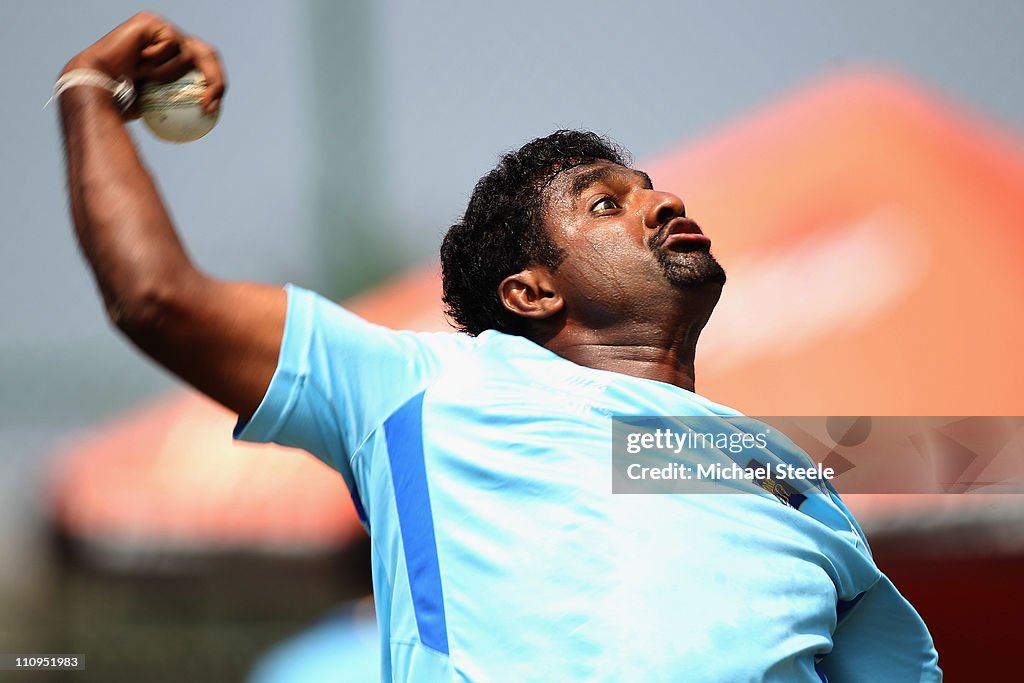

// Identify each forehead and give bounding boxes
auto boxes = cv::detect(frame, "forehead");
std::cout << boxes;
[545,161,653,205]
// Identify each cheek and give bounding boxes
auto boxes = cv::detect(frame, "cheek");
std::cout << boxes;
[564,231,623,274]
[549,211,658,291]
[560,236,658,295]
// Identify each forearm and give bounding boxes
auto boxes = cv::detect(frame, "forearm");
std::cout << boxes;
[60,80,201,324]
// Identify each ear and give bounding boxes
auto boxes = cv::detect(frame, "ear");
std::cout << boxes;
[499,267,563,322]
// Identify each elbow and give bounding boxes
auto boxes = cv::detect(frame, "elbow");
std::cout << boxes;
[104,275,198,339]
[105,281,172,336]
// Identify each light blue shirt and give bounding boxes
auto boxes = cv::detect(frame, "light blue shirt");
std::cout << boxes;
[236,285,940,682]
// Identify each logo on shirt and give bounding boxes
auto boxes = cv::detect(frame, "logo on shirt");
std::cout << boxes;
[746,459,807,510]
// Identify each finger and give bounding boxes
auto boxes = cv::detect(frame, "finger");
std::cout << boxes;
[138,35,180,64]
[131,15,186,81]
[134,15,179,61]
[143,53,192,83]
[184,37,226,112]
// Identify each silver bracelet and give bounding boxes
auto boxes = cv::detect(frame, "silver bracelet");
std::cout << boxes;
[45,69,136,112]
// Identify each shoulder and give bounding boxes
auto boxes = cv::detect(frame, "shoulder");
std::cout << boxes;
[287,283,477,358]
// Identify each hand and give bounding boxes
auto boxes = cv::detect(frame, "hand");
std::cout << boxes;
[62,12,226,113]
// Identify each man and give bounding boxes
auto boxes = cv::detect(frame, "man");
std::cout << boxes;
[58,13,940,682]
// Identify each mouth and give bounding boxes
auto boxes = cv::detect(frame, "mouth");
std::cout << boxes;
[658,217,712,252]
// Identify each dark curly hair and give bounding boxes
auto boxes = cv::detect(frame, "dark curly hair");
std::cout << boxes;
[440,130,630,337]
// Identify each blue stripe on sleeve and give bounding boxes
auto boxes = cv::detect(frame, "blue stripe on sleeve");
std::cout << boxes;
[383,391,449,655]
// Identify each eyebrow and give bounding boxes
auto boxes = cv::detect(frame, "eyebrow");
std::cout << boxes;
[569,166,654,198]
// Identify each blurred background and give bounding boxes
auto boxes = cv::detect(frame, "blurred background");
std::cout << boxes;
[3,0,1024,680]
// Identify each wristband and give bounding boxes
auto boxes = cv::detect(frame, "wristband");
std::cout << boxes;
[46,69,136,112]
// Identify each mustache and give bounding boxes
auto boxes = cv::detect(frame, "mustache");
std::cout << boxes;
[647,217,704,250]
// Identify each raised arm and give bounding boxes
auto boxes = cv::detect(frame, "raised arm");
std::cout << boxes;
[59,12,285,420]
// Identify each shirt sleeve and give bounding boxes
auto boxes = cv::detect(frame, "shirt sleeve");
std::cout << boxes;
[820,574,942,682]
[813,487,941,680]
[233,284,465,482]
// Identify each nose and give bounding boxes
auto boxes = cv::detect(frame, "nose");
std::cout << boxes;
[644,190,686,230]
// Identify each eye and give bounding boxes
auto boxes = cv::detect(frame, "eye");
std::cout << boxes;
[590,196,619,212]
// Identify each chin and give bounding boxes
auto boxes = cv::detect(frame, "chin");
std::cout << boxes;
[659,250,727,288]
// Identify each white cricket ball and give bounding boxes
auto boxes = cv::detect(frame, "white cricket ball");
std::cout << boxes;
[139,70,219,143]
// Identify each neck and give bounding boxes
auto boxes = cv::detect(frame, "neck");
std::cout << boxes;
[537,290,719,393]
[547,335,699,390]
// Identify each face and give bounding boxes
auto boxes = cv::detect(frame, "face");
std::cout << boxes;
[540,161,726,322]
